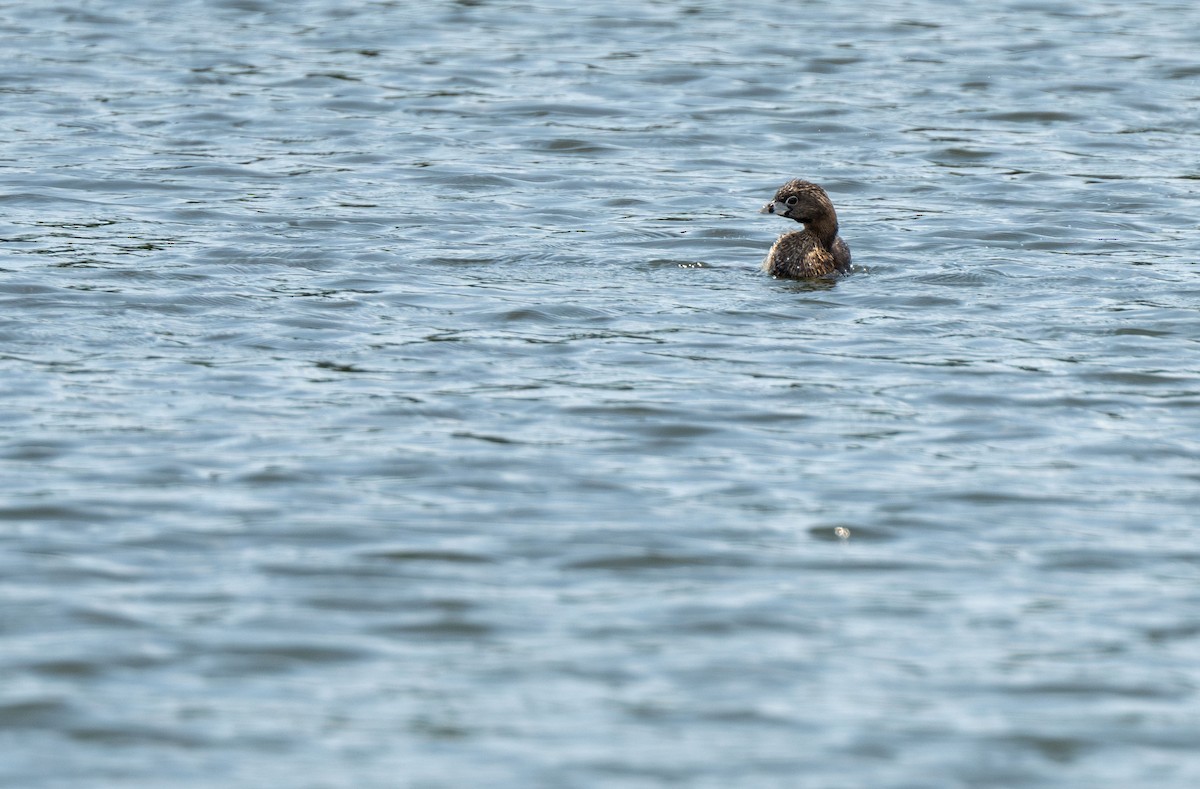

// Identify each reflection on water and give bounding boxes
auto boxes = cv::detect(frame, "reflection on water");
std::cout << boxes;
[3,0,1200,786]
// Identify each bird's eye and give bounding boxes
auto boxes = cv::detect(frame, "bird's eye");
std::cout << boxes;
[785,196,798,206]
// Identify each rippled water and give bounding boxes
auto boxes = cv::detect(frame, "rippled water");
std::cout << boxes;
[3,1,1200,786]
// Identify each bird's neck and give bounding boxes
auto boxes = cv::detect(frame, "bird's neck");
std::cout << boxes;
[804,215,839,249]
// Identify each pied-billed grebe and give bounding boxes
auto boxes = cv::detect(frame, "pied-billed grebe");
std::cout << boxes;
[759,179,851,279]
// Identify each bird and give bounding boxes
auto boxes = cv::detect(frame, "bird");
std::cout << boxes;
[759,179,852,279]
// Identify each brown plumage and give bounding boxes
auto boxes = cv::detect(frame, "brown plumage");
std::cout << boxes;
[759,179,852,279]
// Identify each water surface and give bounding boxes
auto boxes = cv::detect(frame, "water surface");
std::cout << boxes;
[3,1,1200,786]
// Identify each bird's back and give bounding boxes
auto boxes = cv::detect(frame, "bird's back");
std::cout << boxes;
[764,230,851,279]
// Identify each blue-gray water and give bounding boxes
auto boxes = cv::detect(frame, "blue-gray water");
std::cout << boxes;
[3,1,1199,786]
